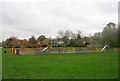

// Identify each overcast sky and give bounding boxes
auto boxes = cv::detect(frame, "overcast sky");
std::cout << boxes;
[0,0,118,41]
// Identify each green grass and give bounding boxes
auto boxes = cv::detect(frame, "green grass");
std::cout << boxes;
[2,50,118,79]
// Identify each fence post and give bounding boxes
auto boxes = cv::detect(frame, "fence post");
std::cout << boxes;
[17,49,20,56]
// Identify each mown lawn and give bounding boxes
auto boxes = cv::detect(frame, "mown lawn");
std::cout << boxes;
[2,51,118,79]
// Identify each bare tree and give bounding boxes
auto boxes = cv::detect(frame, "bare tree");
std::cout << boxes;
[70,33,78,39]
[57,30,72,46]
[57,30,65,38]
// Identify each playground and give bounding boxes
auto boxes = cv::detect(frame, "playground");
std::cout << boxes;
[2,48,118,79]
[2,44,120,56]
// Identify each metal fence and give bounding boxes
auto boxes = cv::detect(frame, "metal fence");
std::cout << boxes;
[19,47,120,55]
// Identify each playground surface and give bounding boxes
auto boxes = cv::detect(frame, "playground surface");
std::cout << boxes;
[3,47,118,55]
[2,50,118,79]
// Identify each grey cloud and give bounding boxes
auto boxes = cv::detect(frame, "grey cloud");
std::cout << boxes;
[95,2,117,15]
[118,1,120,25]
[1,0,117,41]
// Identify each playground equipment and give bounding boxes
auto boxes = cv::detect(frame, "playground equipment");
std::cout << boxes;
[10,48,20,55]
[9,43,115,55]
[42,47,48,52]
[101,45,107,52]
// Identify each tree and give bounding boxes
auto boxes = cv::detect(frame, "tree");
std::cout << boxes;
[69,39,81,47]
[77,34,81,40]
[83,36,89,45]
[37,35,46,42]
[40,39,49,47]
[29,36,37,47]
[70,33,77,39]
[101,22,118,47]
[62,36,69,46]
[57,30,72,46]
[88,35,97,47]
[3,36,22,48]
[21,39,30,47]
[93,32,102,46]
[65,30,72,39]
[57,29,84,47]
[2,41,7,48]
[69,33,84,47]
[57,30,65,38]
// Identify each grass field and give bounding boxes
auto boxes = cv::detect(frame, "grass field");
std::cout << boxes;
[2,49,118,79]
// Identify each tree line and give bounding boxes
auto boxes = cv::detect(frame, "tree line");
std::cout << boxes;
[2,22,119,48]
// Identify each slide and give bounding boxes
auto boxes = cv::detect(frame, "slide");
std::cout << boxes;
[42,47,48,52]
[101,45,107,52]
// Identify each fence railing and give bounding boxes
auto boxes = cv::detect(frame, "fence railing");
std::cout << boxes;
[2,47,120,55]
